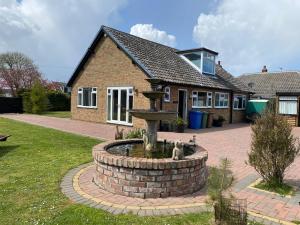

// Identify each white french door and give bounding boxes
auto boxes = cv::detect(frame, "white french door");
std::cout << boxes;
[107,87,133,125]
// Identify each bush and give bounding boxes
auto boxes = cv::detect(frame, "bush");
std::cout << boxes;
[22,91,32,113]
[47,91,70,111]
[207,158,247,224]
[125,129,145,139]
[30,81,48,114]
[208,158,235,203]
[248,106,300,186]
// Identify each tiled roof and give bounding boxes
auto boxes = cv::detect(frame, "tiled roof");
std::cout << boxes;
[68,25,249,92]
[237,71,300,98]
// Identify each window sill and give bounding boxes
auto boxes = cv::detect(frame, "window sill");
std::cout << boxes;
[164,100,170,103]
[192,106,212,109]
[77,106,97,109]
[214,106,229,109]
[233,108,246,111]
[107,120,133,127]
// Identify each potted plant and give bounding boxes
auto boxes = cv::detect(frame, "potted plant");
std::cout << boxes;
[213,115,226,127]
[175,117,186,133]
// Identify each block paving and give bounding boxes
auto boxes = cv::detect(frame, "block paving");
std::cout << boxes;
[2,114,300,224]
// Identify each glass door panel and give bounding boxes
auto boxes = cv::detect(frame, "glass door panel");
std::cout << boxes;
[112,89,118,121]
[120,89,127,122]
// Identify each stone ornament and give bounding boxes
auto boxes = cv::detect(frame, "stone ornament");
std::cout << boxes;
[172,140,184,160]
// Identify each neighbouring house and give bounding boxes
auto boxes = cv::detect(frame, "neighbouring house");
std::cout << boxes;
[238,66,300,126]
[0,79,13,97]
[45,81,71,94]
[67,26,250,129]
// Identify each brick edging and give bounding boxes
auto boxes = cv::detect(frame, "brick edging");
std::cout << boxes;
[61,162,211,216]
[60,163,293,223]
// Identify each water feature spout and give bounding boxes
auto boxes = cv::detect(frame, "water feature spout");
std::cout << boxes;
[129,78,177,154]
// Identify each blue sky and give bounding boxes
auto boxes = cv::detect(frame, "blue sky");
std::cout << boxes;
[1,0,300,82]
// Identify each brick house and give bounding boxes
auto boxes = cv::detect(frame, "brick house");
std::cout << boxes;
[67,26,250,128]
[238,66,300,126]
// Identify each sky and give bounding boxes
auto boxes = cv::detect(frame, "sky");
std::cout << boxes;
[1,0,300,82]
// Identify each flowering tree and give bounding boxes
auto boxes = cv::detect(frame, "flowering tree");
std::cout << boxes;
[0,52,42,97]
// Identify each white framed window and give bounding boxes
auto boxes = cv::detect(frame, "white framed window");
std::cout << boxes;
[164,86,171,102]
[279,96,297,115]
[77,87,97,108]
[215,92,229,108]
[192,91,212,108]
[233,95,246,110]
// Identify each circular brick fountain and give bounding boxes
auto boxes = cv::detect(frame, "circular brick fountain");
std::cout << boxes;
[93,78,208,199]
[93,139,208,198]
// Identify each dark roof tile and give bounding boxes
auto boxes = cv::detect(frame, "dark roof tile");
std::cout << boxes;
[237,71,300,98]
[68,25,249,92]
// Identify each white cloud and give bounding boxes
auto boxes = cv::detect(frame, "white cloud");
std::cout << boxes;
[0,0,127,81]
[130,24,176,47]
[193,0,300,75]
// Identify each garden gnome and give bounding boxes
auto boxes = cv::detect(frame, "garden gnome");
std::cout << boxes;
[172,140,184,160]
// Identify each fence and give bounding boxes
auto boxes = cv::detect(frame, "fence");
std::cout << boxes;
[0,97,23,113]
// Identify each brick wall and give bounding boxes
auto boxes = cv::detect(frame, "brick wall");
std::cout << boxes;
[162,85,246,124]
[71,36,151,128]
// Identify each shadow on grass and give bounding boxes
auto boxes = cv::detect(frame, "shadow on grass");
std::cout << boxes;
[0,145,19,158]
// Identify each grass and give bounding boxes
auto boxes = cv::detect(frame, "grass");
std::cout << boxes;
[41,111,71,118]
[0,118,213,225]
[254,180,295,196]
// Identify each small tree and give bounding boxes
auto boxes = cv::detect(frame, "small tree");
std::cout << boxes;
[0,52,42,97]
[248,104,300,186]
[208,158,236,223]
[30,81,48,114]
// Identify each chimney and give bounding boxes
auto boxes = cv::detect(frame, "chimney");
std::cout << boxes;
[218,60,222,67]
[262,65,268,73]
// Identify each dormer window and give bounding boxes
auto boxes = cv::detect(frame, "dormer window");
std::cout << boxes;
[178,48,218,76]
[183,53,201,69]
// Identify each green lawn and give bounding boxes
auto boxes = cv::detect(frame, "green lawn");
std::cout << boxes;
[254,180,295,196]
[41,111,71,118]
[0,118,213,225]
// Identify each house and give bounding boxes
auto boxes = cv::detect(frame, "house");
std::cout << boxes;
[67,26,250,128]
[45,81,71,94]
[0,79,13,97]
[237,66,300,126]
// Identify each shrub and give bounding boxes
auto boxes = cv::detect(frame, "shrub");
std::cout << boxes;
[125,129,145,139]
[207,158,247,224]
[248,106,300,186]
[22,91,32,113]
[208,158,235,203]
[30,81,48,114]
[175,117,186,126]
[47,91,70,111]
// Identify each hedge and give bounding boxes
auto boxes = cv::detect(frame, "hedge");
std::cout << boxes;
[47,91,70,111]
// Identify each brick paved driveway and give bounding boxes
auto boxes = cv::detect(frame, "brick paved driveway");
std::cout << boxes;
[2,114,300,222]
[2,114,299,182]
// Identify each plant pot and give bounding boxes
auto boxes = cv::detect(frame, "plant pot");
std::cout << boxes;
[160,123,170,131]
[213,120,224,127]
[176,124,185,133]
